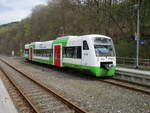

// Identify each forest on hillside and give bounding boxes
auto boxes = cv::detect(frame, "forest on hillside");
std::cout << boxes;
[0,0,149,58]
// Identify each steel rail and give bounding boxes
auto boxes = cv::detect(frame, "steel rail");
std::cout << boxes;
[0,58,91,113]
[96,77,150,96]
[111,77,150,88]
[0,66,40,113]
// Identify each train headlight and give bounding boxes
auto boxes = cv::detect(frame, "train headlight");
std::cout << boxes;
[108,64,113,68]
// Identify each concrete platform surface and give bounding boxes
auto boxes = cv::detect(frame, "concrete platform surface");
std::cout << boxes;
[0,78,18,113]
[117,67,150,76]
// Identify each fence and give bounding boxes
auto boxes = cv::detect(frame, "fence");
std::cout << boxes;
[116,57,150,66]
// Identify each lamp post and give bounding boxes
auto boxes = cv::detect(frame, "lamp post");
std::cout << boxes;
[134,2,140,68]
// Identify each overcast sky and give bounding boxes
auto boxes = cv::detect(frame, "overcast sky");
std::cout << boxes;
[0,0,47,25]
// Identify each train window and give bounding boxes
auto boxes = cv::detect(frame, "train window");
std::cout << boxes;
[34,49,50,57]
[94,45,114,57]
[83,40,89,50]
[94,37,112,45]
[67,47,74,58]
[62,48,66,57]
[77,47,81,58]
[43,50,46,57]
[50,49,53,57]
[25,49,29,54]
[63,46,81,59]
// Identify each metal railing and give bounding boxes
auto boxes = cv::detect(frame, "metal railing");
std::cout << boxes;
[116,57,150,66]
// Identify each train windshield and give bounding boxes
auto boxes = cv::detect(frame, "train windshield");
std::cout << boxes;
[93,37,115,57]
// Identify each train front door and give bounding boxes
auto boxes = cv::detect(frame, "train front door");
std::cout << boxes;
[54,45,61,67]
[29,48,32,60]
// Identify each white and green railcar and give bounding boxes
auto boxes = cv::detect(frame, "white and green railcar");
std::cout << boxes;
[24,34,116,77]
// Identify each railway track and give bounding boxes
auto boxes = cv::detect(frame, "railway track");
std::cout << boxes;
[97,77,150,96]
[0,70,36,113]
[23,59,150,96]
[0,59,91,113]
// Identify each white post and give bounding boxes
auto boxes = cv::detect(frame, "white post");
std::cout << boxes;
[11,51,15,56]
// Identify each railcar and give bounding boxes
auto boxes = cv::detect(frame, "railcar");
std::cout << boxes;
[24,34,116,77]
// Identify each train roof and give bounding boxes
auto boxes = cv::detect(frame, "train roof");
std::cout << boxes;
[56,36,78,40]
[80,34,111,39]
[56,35,111,40]
[24,34,112,49]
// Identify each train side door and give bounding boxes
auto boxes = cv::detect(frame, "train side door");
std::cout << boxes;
[53,45,62,67]
[82,40,89,65]
[29,48,32,60]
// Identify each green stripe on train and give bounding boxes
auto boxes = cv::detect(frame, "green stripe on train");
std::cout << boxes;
[30,42,35,48]
[24,55,29,59]
[62,62,116,77]
[33,58,51,64]
[52,37,69,46]
[32,57,116,77]
[33,58,53,65]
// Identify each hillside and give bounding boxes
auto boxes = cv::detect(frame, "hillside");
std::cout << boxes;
[0,0,149,58]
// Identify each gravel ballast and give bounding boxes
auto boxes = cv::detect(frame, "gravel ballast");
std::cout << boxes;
[1,56,150,113]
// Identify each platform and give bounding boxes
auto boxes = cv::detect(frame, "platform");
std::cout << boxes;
[117,67,150,76]
[0,78,18,113]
